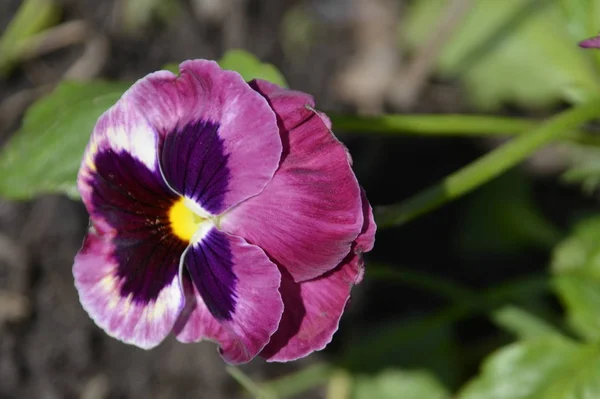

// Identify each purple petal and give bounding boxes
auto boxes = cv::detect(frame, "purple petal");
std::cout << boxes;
[580,34,600,48]
[220,79,364,282]
[260,190,376,361]
[75,116,187,347]
[120,60,282,214]
[175,229,283,364]
[160,120,229,215]
[74,220,184,349]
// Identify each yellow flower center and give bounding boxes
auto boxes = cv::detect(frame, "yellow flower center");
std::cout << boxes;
[168,197,206,242]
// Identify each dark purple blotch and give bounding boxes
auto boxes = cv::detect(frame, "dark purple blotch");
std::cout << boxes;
[88,119,238,318]
[89,149,185,304]
[161,120,231,215]
[185,228,238,320]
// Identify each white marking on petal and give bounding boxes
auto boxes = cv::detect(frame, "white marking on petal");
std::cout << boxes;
[130,125,158,168]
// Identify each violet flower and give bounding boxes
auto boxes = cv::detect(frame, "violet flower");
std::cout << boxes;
[73,60,375,364]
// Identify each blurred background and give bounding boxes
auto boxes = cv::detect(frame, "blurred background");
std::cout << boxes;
[1,0,599,398]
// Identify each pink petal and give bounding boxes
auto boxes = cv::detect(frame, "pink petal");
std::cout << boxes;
[73,220,184,349]
[220,79,364,282]
[260,190,376,361]
[580,34,600,48]
[115,60,281,214]
[76,110,188,349]
[174,229,284,364]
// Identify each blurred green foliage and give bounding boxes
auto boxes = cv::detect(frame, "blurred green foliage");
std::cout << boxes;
[492,305,564,340]
[218,50,288,87]
[562,144,600,192]
[0,0,61,76]
[352,370,449,399]
[121,0,180,33]
[403,0,600,109]
[457,171,562,255]
[0,81,129,199]
[458,337,600,399]
[552,216,600,341]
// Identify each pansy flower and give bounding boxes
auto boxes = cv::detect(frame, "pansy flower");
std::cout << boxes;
[73,60,375,364]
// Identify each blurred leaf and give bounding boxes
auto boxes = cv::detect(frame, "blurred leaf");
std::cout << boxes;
[281,5,315,58]
[562,144,600,193]
[226,367,275,399]
[552,216,600,341]
[0,0,61,76]
[262,363,333,399]
[343,321,461,388]
[352,370,449,399]
[0,81,130,200]
[402,0,600,110]
[459,337,600,399]
[160,63,180,75]
[219,49,288,87]
[492,305,565,340]
[457,171,562,255]
[122,0,181,33]
[560,0,600,40]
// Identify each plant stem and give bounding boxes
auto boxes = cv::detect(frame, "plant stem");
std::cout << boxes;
[226,366,275,399]
[374,99,600,228]
[368,263,473,302]
[262,363,334,398]
[331,113,537,136]
[330,113,600,146]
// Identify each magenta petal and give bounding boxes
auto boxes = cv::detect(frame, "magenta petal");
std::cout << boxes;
[260,190,376,361]
[220,80,363,282]
[258,261,358,362]
[73,221,184,349]
[174,230,283,364]
[75,102,188,349]
[580,34,600,48]
[119,60,282,214]
[355,189,376,252]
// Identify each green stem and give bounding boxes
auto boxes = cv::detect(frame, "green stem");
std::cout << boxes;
[331,113,537,136]
[263,363,334,398]
[368,263,473,302]
[375,99,600,228]
[330,113,600,146]
[226,366,275,399]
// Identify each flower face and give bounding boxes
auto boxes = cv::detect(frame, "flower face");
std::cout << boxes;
[73,60,375,364]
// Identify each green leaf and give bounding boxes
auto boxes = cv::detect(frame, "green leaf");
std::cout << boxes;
[121,0,180,32]
[560,0,600,40]
[0,81,130,200]
[459,338,600,399]
[562,144,600,193]
[343,320,461,388]
[0,0,61,76]
[457,171,562,255]
[402,0,600,110]
[492,305,565,340]
[552,216,600,341]
[352,370,449,399]
[160,63,180,75]
[218,49,288,87]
